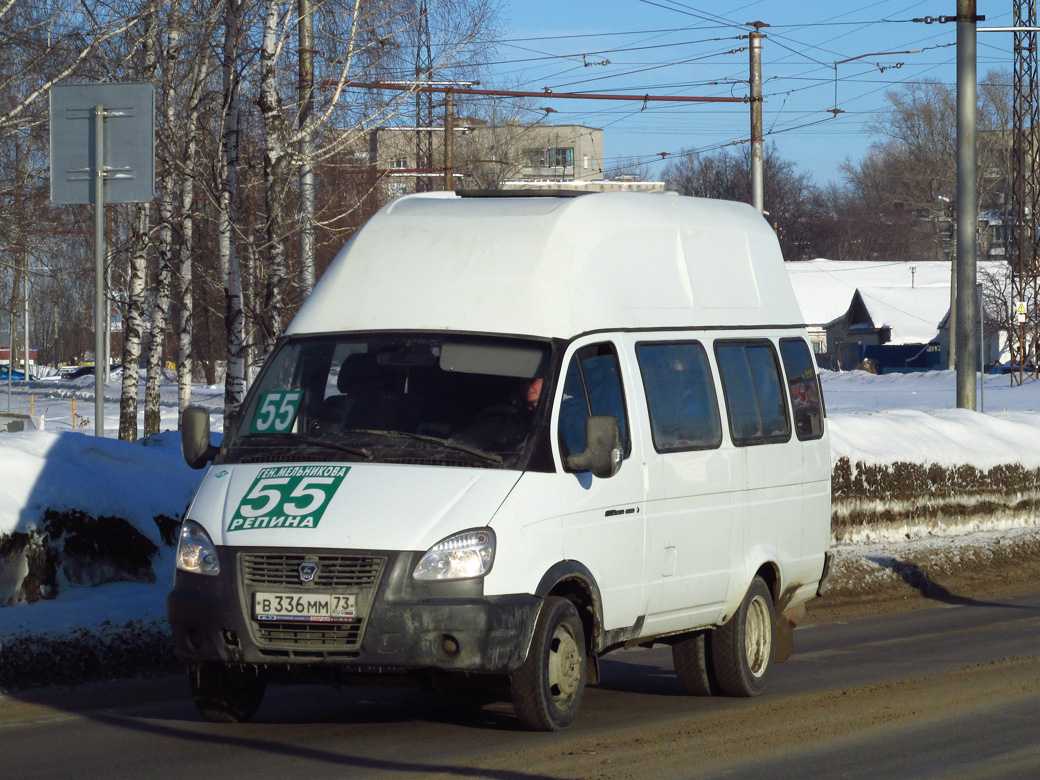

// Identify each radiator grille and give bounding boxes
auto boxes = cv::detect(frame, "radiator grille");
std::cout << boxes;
[241,553,386,588]
[256,619,364,647]
[242,552,386,650]
[237,454,334,464]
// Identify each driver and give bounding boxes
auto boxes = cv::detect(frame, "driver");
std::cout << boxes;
[454,375,544,452]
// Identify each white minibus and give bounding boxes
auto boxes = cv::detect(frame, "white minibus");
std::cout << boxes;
[169,191,832,730]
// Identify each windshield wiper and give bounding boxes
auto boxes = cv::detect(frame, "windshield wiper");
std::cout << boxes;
[347,429,504,464]
[241,432,373,461]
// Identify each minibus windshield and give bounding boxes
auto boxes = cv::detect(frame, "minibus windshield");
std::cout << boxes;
[226,333,551,468]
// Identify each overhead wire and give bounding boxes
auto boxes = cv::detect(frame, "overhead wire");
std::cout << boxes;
[447,0,1017,179]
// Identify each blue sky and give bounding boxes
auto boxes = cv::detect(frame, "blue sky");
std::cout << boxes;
[485,0,1016,185]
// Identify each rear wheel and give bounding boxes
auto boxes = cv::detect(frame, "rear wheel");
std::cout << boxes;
[711,576,775,697]
[672,630,718,696]
[510,596,586,731]
[189,663,267,723]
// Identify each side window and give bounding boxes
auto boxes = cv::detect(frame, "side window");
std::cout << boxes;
[747,345,789,438]
[715,341,791,446]
[780,338,826,440]
[558,343,629,461]
[636,342,722,452]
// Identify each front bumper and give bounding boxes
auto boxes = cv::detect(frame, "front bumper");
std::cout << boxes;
[167,546,540,675]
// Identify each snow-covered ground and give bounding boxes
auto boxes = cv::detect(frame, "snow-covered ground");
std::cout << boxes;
[1,368,1039,643]
[825,369,1040,469]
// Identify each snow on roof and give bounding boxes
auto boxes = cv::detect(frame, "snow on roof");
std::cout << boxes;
[854,285,949,345]
[786,259,1004,345]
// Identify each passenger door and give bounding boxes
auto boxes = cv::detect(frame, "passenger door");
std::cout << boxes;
[634,339,737,635]
[555,339,647,633]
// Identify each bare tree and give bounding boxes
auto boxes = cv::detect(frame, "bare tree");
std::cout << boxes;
[257,0,291,356]
[0,0,504,428]
[662,144,827,261]
[605,156,652,182]
[174,12,218,419]
[218,0,248,417]
[836,71,1013,263]
[118,0,162,442]
[0,1,144,142]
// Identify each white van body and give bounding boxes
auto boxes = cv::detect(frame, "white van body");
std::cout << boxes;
[169,192,832,729]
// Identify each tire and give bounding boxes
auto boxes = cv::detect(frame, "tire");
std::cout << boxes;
[710,576,776,697]
[189,663,267,723]
[510,596,587,731]
[671,630,718,696]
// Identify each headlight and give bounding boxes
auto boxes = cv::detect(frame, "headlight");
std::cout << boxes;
[413,528,495,581]
[175,519,220,576]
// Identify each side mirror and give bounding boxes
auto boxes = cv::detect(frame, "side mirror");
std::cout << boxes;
[182,406,217,470]
[565,415,623,478]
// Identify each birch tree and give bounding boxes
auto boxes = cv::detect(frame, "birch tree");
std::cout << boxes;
[118,0,161,442]
[258,0,290,356]
[0,1,144,142]
[1,0,503,428]
[246,0,500,361]
[218,0,247,417]
[143,3,181,436]
[175,22,217,419]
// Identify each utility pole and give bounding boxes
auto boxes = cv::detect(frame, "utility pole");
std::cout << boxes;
[22,245,28,378]
[414,0,433,193]
[443,88,455,191]
[748,22,767,215]
[1009,0,1040,386]
[955,0,978,409]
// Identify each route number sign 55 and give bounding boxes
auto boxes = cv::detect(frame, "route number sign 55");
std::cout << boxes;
[251,390,302,434]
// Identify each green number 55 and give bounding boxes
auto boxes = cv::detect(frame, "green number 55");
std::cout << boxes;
[251,391,302,433]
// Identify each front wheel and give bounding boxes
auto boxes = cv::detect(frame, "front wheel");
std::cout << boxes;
[711,576,776,697]
[189,663,267,723]
[510,596,587,731]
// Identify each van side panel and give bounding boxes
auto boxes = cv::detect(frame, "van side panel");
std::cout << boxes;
[481,473,564,599]
[715,334,831,615]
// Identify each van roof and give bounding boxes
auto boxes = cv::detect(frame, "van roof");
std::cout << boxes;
[288,191,806,339]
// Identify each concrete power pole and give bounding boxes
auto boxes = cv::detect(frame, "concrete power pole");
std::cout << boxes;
[443,89,455,191]
[749,22,766,215]
[956,0,978,409]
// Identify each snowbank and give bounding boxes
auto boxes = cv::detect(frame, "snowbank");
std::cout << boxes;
[0,430,202,541]
[830,409,1040,470]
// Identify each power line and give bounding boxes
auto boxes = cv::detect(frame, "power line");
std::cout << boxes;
[463,1,1017,182]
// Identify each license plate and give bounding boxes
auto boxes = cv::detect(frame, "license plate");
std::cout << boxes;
[254,592,357,622]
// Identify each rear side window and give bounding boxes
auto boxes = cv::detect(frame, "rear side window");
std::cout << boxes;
[779,338,826,440]
[636,342,722,452]
[558,342,630,461]
[715,341,791,446]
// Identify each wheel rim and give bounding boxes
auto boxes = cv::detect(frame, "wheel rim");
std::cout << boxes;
[547,622,582,706]
[743,594,772,678]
